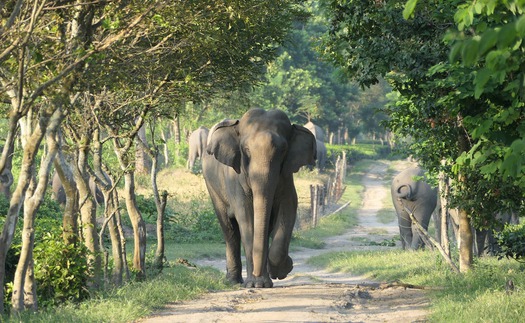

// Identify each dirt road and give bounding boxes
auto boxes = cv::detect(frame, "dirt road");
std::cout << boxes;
[143,160,429,322]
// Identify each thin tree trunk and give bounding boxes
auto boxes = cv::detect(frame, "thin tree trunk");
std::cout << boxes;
[439,166,451,257]
[161,126,170,167]
[135,123,151,175]
[123,172,147,279]
[0,108,55,313]
[457,115,473,272]
[107,210,124,285]
[114,191,130,281]
[173,115,181,144]
[53,152,79,244]
[12,107,61,313]
[74,134,101,286]
[92,127,126,284]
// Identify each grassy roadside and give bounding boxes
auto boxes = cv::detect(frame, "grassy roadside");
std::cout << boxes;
[8,265,232,323]
[308,249,525,322]
[291,160,368,249]
[12,158,523,322]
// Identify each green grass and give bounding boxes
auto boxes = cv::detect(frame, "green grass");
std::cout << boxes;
[162,241,226,261]
[4,265,233,323]
[291,159,370,249]
[307,249,525,322]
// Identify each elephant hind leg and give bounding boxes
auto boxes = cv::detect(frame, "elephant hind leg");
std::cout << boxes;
[397,210,413,250]
[223,219,243,285]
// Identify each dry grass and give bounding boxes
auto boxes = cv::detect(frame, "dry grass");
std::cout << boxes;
[135,167,328,223]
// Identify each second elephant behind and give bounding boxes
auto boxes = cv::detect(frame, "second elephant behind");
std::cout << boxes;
[391,166,437,250]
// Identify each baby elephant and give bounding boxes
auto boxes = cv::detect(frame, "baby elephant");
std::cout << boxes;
[391,166,437,250]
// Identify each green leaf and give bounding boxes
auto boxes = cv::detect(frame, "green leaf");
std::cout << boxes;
[471,119,493,138]
[403,0,419,20]
[516,15,525,38]
[462,38,480,66]
[497,23,517,49]
[502,154,519,178]
[479,28,498,55]
[449,43,463,62]
[474,68,492,98]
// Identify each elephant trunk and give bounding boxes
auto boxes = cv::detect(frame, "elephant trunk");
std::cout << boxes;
[250,167,279,278]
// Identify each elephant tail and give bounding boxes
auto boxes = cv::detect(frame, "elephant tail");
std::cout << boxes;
[396,184,413,200]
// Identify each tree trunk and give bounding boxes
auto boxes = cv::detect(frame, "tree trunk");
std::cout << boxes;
[92,127,126,285]
[173,115,181,145]
[123,172,147,279]
[53,152,79,245]
[458,208,473,272]
[151,147,167,269]
[438,164,451,257]
[457,115,473,272]
[75,134,101,286]
[0,107,57,313]
[11,107,61,313]
[114,191,130,281]
[160,127,170,167]
[135,123,151,175]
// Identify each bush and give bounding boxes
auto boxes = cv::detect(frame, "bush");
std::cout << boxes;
[34,231,93,307]
[167,206,223,243]
[1,196,92,308]
[494,223,525,262]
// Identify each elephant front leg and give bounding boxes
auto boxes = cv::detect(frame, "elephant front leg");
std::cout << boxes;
[267,199,296,280]
[239,222,273,288]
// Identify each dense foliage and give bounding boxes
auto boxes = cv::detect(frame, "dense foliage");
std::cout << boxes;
[319,0,525,239]
[1,198,92,309]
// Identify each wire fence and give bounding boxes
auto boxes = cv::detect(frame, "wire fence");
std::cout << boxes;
[306,152,347,228]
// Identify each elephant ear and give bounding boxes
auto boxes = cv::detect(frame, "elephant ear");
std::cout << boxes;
[283,124,317,174]
[206,119,242,174]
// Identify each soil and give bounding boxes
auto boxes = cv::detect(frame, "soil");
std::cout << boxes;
[142,160,429,323]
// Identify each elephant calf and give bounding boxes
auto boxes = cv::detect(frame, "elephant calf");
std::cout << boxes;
[391,166,437,250]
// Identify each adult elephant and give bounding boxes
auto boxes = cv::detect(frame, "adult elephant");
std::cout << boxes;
[391,166,437,250]
[203,108,316,288]
[315,139,327,172]
[187,126,209,173]
[304,121,325,142]
[307,139,327,172]
[51,172,104,207]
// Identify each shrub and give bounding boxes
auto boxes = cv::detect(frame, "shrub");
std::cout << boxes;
[1,196,92,308]
[34,231,93,307]
[167,206,223,243]
[494,223,525,262]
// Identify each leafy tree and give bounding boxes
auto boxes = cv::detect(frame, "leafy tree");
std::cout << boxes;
[250,1,361,139]
[318,0,525,272]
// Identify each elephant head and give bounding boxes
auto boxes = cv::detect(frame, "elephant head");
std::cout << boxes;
[206,108,316,287]
[208,111,316,175]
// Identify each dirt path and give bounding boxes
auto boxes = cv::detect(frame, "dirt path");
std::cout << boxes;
[142,160,428,322]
